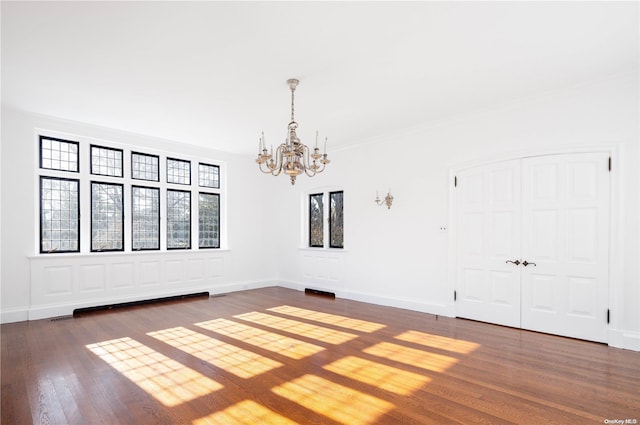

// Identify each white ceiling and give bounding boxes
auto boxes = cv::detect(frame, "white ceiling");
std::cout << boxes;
[2,1,638,156]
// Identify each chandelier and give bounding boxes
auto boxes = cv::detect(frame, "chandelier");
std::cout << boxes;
[256,78,330,185]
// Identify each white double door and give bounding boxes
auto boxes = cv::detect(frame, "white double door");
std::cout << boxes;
[456,153,610,343]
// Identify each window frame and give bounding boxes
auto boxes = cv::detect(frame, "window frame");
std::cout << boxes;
[131,185,160,251]
[39,176,80,254]
[198,162,220,189]
[90,181,125,252]
[329,190,344,249]
[166,157,191,185]
[308,193,325,248]
[39,136,80,173]
[90,144,124,178]
[131,151,160,182]
[198,192,220,249]
[166,189,192,250]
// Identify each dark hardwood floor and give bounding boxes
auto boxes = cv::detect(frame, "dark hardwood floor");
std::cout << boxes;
[2,287,639,424]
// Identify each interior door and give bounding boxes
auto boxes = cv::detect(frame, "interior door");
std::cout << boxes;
[456,160,522,328]
[520,153,610,343]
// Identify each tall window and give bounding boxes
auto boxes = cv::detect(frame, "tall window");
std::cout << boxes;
[309,193,324,247]
[132,186,160,250]
[91,182,124,251]
[167,190,191,249]
[308,191,344,248]
[199,193,220,248]
[329,191,344,248]
[40,177,79,253]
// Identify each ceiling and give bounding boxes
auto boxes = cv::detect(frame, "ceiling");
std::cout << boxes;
[2,1,638,156]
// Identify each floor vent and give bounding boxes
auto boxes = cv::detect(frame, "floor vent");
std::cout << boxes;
[73,292,209,316]
[50,315,73,322]
[305,288,336,299]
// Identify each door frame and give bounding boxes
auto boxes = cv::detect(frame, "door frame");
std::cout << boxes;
[447,144,623,345]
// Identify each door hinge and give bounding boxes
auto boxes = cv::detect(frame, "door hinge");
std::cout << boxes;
[607,309,610,324]
[454,290,457,301]
[454,176,458,187]
[608,156,611,172]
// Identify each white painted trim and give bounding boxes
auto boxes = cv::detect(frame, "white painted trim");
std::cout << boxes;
[609,329,640,352]
[1,308,29,324]
[278,280,455,318]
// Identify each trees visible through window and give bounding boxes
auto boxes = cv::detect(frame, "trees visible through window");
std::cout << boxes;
[91,182,124,251]
[167,190,191,249]
[132,186,160,250]
[309,193,324,247]
[199,193,220,248]
[330,191,344,248]
[40,177,79,253]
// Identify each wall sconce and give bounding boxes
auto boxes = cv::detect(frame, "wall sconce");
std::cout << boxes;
[375,189,393,209]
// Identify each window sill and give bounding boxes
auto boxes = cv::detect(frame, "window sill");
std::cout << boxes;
[28,249,231,260]
[297,247,348,253]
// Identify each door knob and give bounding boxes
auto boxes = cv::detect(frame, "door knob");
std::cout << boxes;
[522,260,537,267]
[506,259,521,265]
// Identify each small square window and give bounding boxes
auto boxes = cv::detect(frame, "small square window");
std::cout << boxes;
[199,163,220,188]
[167,158,191,185]
[40,136,79,172]
[91,145,123,177]
[132,152,159,182]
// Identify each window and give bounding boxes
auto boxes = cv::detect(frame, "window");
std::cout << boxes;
[91,145,123,177]
[199,193,220,248]
[91,182,124,251]
[132,186,160,250]
[40,177,79,253]
[167,158,191,185]
[132,152,159,181]
[167,190,191,249]
[329,191,344,248]
[38,134,222,253]
[308,190,344,248]
[40,136,79,172]
[199,163,220,188]
[309,193,324,247]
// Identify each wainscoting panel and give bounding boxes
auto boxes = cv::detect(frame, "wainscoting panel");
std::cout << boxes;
[298,249,346,293]
[29,251,230,320]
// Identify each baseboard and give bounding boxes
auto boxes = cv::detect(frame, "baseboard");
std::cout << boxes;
[1,307,29,323]
[277,280,454,318]
[24,279,281,322]
[609,329,640,352]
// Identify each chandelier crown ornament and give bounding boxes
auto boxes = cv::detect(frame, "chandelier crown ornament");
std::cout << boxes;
[256,78,330,185]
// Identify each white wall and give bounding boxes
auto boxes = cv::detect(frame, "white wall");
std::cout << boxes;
[2,72,638,351]
[0,108,279,321]
[275,72,640,350]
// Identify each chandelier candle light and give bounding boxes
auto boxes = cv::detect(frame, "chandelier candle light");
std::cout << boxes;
[256,78,330,185]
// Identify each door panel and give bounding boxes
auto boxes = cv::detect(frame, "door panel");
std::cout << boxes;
[521,153,609,343]
[456,160,522,327]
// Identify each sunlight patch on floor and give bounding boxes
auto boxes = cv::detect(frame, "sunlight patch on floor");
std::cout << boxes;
[395,330,481,354]
[148,327,283,379]
[86,337,222,407]
[234,311,357,344]
[267,305,386,333]
[192,400,300,425]
[323,355,431,395]
[271,374,394,425]
[195,319,324,359]
[364,342,458,373]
